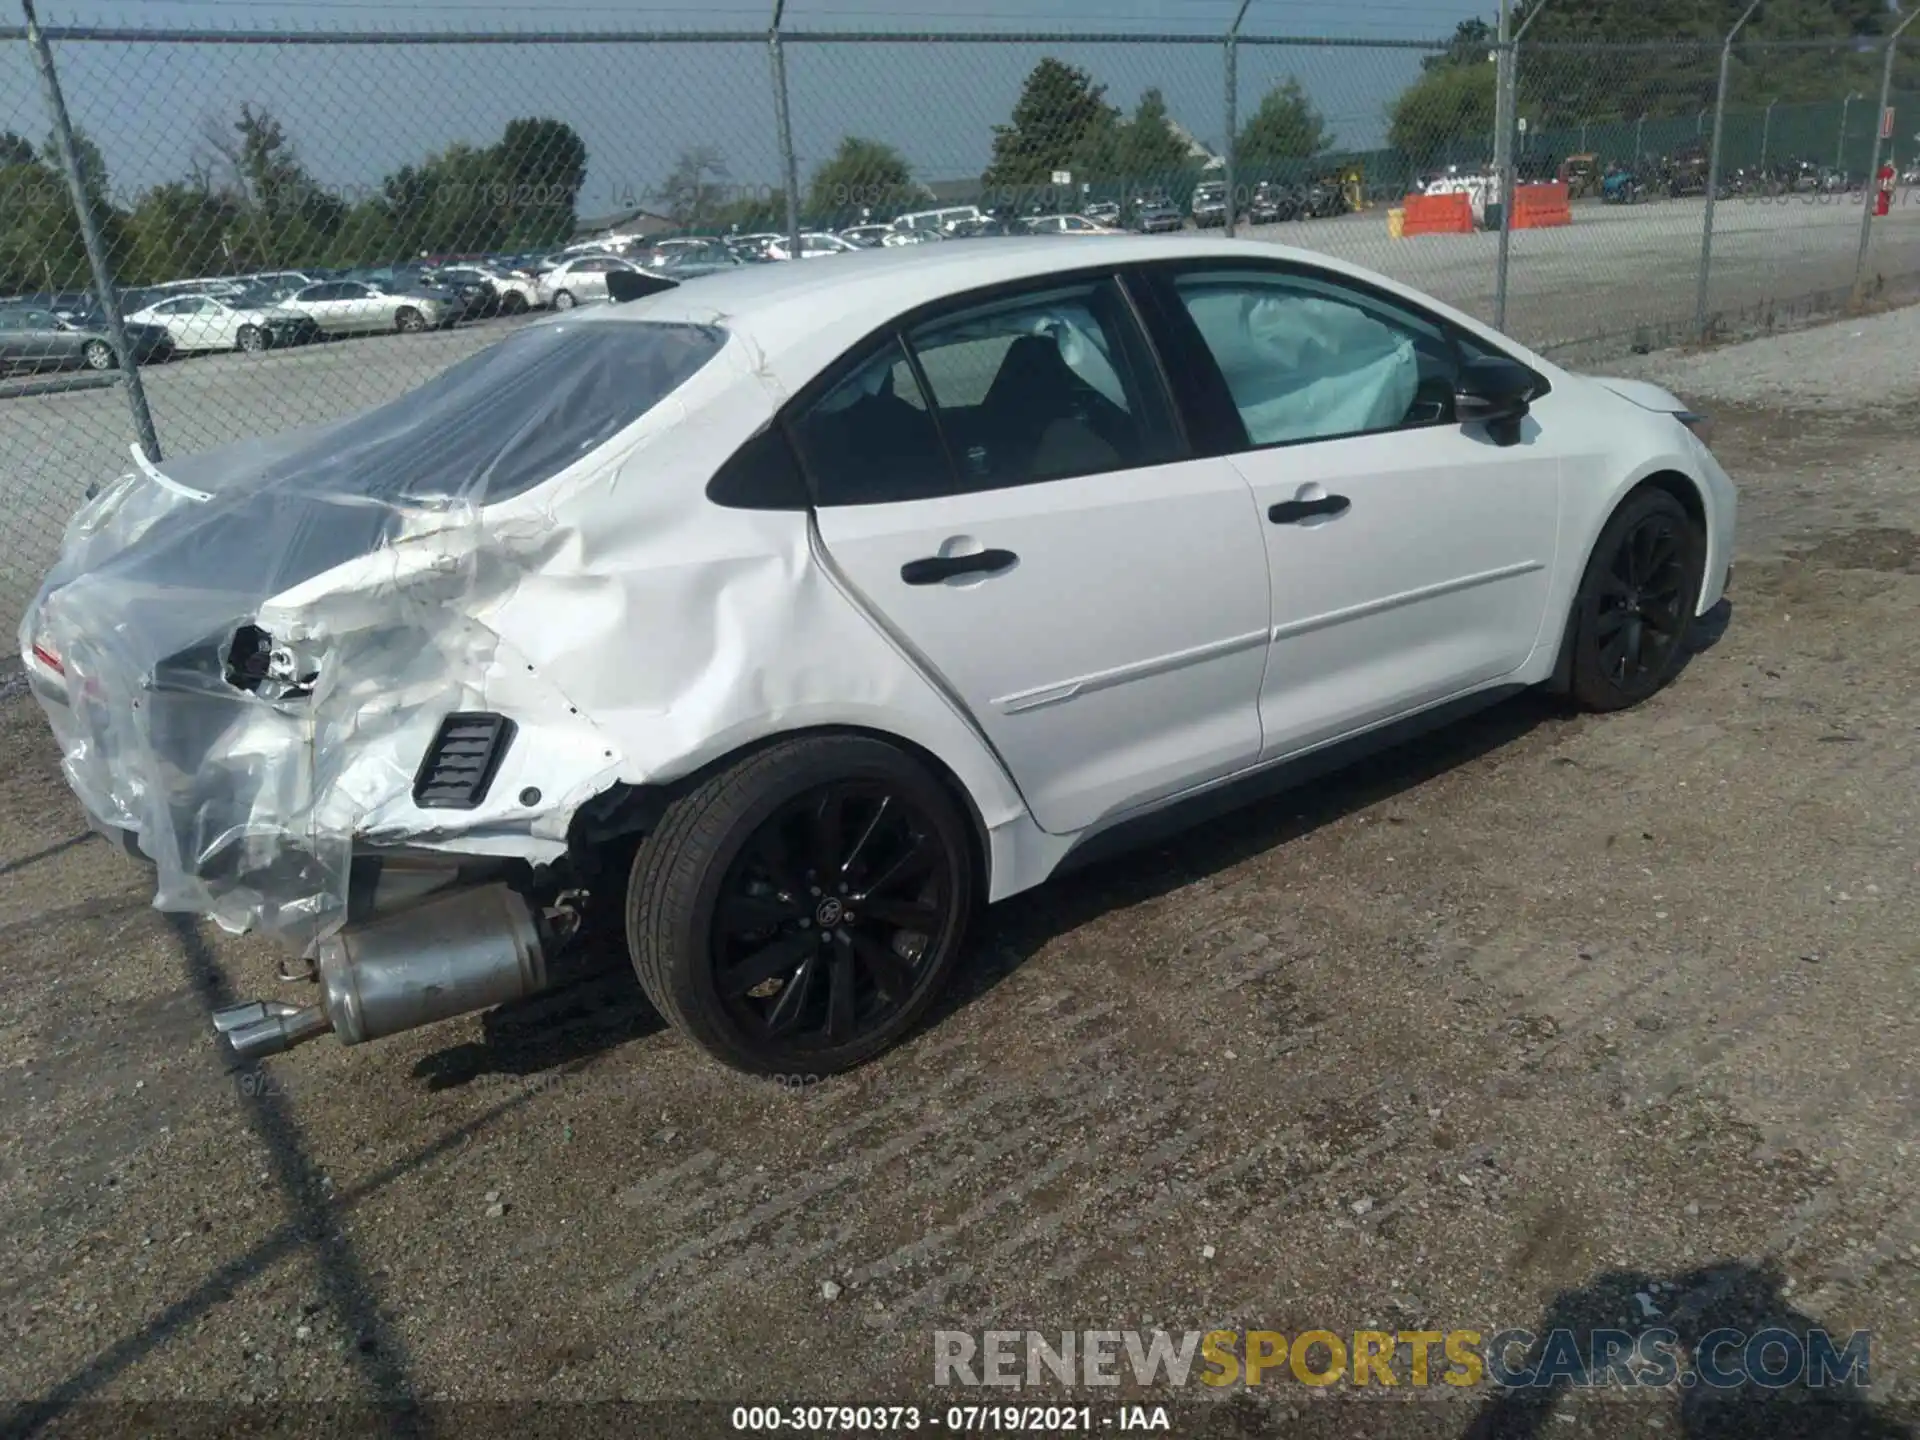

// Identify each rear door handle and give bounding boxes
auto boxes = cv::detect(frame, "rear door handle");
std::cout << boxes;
[900,548,1019,585]
[1268,494,1351,525]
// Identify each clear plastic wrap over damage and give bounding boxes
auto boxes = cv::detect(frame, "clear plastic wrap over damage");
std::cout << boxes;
[22,317,731,942]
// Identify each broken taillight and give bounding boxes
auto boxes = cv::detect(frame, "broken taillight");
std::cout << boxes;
[30,641,62,675]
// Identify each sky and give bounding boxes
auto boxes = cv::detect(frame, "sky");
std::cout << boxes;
[2,0,1488,216]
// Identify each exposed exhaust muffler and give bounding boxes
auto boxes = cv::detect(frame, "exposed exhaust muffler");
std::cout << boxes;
[215,883,547,1063]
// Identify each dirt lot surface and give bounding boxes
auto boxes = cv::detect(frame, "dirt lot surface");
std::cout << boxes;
[3,317,1919,1439]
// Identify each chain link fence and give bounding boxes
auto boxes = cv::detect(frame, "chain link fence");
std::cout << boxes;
[3,14,1920,635]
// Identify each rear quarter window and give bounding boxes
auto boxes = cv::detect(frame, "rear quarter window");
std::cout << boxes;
[313,319,730,505]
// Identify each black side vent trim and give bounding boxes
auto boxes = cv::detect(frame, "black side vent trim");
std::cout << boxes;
[412,713,515,810]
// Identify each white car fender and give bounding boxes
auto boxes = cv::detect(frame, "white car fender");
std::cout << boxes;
[1516,375,1733,684]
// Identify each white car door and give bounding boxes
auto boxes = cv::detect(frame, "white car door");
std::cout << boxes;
[1144,262,1562,763]
[335,283,387,333]
[289,283,347,333]
[132,298,195,349]
[185,296,240,351]
[802,275,1272,836]
[570,259,614,300]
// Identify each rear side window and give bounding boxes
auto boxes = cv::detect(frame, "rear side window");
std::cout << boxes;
[789,337,952,506]
[92,320,732,602]
[294,319,729,505]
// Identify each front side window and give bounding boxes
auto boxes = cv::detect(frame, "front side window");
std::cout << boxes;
[1170,269,1462,448]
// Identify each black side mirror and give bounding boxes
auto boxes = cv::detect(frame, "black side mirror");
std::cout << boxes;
[1455,355,1536,447]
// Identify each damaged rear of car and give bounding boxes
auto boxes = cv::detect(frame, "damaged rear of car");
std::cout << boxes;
[23,312,752,1060]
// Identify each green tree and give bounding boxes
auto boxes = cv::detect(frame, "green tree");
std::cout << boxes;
[1424,17,1494,71]
[1108,89,1197,186]
[200,104,345,267]
[1235,79,1329,170]
[492,117,588,248]
[1387,61,1496,167]
[807,135,914,223]
[983,58,1119,188]
[0,153,110,295]
[371,117,587,260]
[126,181,241,284]
[379,143,503,258]
[40,128,110,212]
[0,130,34,168]
[657,145,731,231]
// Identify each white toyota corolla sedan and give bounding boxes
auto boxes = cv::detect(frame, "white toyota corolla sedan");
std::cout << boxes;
[21,237,1734,1078]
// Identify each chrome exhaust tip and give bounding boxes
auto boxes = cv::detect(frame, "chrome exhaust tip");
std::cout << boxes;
[215,1001,332,1062]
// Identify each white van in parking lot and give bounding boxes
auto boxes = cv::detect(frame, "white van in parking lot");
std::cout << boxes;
[891,205,988,235]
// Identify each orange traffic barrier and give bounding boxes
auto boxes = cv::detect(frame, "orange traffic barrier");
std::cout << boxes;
[1512,181,1572,229]
[1399,191,1475,236]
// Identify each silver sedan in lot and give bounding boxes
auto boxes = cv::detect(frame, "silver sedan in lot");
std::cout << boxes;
[271,279,456,335]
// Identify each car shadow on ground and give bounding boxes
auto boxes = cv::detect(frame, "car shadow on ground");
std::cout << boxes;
[403,598,1735,1089]
[408,927,666,1092]
[1459,1258,1912,1439]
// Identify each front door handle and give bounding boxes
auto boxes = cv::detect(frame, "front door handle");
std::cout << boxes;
[1268,494,1351,525]
[900,548,1019,585]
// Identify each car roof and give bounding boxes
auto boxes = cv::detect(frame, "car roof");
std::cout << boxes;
[568,234,1547,396]
[586,235,1304,339]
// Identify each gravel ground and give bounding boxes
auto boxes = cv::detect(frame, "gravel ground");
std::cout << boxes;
[1,310,1919,1440]
[1611,300,1920,414]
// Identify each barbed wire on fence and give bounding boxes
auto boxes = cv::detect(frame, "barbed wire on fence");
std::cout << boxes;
[3,15,1920,634]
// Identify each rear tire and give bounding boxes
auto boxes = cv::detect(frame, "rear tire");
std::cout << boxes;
[82,339,114,370]
[626,736,975,1077]
[1565,488,1706,712]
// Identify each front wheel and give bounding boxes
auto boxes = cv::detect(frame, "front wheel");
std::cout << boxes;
[82,339,114,370]
[626,736,976,1076]
[551,289,576,311]
[1565,488,1706,712]
[236,324,268,354]
[394,307,427,333]
[500,291,529,315]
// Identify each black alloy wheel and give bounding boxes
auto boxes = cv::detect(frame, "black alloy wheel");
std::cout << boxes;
[1566,487,1706,711]
[710,781,952,1056]
[1595,510,1687,687]
[627,735,974,1075]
